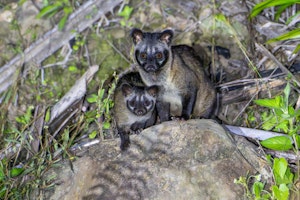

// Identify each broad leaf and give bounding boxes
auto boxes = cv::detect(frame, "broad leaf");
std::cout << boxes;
[89,130,97,139]
[86,94,98,103]
[252,181,264,198]
[254,96,282,109]
[103,122,111,129]
[273,157,294,185]
[272,184,289,200]
[273,158,288,180]
[260,136,293,151]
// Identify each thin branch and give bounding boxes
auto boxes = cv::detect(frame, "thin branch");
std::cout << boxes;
[0,0,123,94]
[255,43,300,88]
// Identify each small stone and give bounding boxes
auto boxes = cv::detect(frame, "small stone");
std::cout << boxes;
[0,10,13,22]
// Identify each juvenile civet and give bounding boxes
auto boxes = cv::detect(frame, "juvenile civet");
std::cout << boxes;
[113,72,158,150]
[130,28,216,121]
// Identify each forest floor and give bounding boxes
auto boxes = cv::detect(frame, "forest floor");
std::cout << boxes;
[0,0,299,198]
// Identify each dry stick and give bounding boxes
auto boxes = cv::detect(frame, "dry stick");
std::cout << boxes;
[49,108,79,144]
[105,39,131,64]
[0,0,123,94]
[0,66,99,161]
[41,44,73,69]
[29,105,45,154]
[49,65,99,123]
[232,90,259,123]
[255,43,300,88]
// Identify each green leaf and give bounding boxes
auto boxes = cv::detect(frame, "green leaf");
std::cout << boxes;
[272,184,289,200]
[267,28,300,43]
[254,96,282,109]
[103,122,111,129]
[274,120,289,133]
[120,19,126,27]
[98,88,105,100]
[15,116,26,124]
[261,115,278,131]
[273,157,294,185]
[0,186,7,198]
[214,13,227,22]
[0,169,4,181]
[252,181,264,198]
[283,83,290,109]
[250,0,300,19]
[58,14,68,31]
[68,65,78,72]
[275,3,294,21]
[10,167,24,178]
[89,130,97,139]
[45,107,51,122]
[260,136,293,151]
[86,94,98,103]
[293,44,300,53]
[294,134,300,149]
[63,6,73,15]
[36,4,62,19]
[273,158,288,180]
[118,5,133,20]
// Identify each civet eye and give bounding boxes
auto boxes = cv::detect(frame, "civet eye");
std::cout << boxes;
[156,52,163,59]
[144,100,151,107]
[140,53,147,59]
[129,100,135,107]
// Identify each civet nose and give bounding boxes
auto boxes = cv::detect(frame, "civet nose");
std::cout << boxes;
[136,109,145,116]
[145,65,156,72]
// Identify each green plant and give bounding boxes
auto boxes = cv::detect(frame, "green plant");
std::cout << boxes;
[36,0,73,30]
[240,82,300,200]
[250,0,300,53]
[254,83,300,151]
[71,33,86,52]
[238,83,299,199]
[235,156,296,200]
[234,174,271,199]
[118,5,133,27]
[214,13,260,77]
[270,157,294,200]
[86,73,117,139]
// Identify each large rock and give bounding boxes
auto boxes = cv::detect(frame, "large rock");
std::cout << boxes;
[40,119,268,200]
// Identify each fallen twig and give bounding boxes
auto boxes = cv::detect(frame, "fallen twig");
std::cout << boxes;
[255,43,300,88]
[224,125,288,141]
[0,65,99,161]
[49,65,99,123]
[0,0,123,94]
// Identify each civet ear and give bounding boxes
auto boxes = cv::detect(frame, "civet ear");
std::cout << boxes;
[146,85,159,97]
[130,28,144,45]
[121,84,133,97]
[159,29,173,46]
